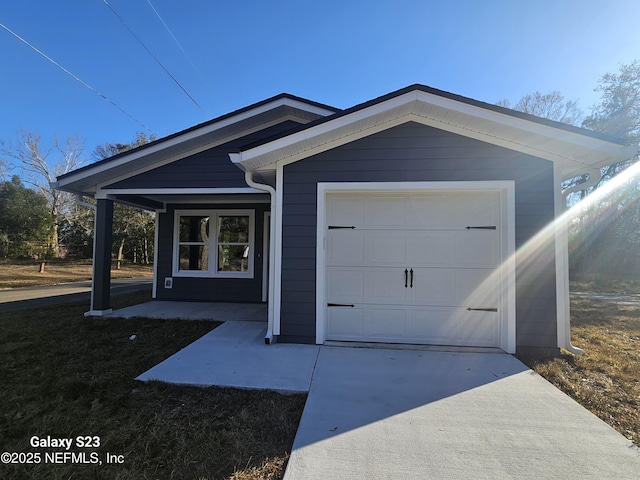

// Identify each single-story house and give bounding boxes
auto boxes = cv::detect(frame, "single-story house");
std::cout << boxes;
[54,85,635,356]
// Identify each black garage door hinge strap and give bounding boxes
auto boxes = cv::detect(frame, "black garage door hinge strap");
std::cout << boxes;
[328,225,356,230]
[328,303,355,307]
[467,307,498,312]
[466,226,497,230]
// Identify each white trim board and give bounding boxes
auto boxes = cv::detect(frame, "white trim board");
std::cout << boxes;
[96,187,265,199]
[315,181,516,353]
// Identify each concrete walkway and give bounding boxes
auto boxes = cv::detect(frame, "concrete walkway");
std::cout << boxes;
[136,321,640,479]
[137,321,319,392]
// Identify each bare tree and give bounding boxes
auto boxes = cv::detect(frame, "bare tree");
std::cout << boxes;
[497,91,583,126]
[1,131,85,255]
[0,158,8,181]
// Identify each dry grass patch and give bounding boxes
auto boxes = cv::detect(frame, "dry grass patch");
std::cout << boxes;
[0,293,306,479]
[519,297,640,446]
[0,260,153,288]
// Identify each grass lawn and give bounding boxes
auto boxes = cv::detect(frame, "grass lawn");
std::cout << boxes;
[1,269,637,479]
[0,291,306,480]
[0,259,153,289]
[519,296,640,446]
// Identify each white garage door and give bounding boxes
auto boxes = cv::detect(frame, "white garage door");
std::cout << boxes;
[325,190,503,347]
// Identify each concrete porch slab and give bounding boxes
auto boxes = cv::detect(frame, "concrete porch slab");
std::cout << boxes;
[136,321,320,393]
[108,301,267,322]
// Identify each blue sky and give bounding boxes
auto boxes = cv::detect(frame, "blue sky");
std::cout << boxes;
[1,1,639,164]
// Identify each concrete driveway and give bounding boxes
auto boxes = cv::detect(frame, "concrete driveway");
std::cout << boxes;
[134,321,640,479]
[284,347,640,480]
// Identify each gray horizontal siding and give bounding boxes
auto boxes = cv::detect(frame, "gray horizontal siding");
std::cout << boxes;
[106,121,300,190]
[155,203,269,303]
[279,121,558,351]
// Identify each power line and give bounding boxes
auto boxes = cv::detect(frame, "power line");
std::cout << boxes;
[102,0,205,113]
[0,21,155,135]
[145,0,209,86]
[145,0,186,56]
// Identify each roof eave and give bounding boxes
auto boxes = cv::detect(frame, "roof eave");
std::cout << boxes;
[234,89,634,181]
[55,95,338,195]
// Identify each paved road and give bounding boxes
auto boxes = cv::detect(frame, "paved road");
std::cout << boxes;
[0,277,152,312]
[571,292,640,306]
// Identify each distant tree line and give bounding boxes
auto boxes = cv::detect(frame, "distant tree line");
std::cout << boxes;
[498,60,640,278]
[0,132,156,264]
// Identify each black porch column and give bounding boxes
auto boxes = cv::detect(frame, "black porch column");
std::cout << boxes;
[89,198,114,315]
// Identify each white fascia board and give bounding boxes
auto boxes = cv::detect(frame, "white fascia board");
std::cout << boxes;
[413,90,618,152]
[58,98,335,189]
[95,187,264,199]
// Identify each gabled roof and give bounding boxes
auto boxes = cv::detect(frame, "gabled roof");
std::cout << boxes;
[54,94,339,195]
[55,85,636,198]
[230,85,635,181]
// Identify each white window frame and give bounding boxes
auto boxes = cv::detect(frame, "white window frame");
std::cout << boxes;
[172,209,255,278]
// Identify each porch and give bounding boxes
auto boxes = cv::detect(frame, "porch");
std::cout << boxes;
[107,300,267,322]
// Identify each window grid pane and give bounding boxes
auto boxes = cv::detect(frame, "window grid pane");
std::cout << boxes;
[175,211,253,277]
[218,245,250,272]
[178,245,209,271]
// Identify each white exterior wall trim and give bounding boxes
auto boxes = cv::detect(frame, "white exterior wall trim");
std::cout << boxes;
[273,162,285,336]
[316,180,516,353]
[554,164,588,355]
[95,187,264,199]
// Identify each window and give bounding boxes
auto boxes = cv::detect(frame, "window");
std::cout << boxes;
[174,210,254,278]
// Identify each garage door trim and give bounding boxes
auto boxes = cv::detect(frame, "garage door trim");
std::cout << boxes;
[316,181,516,353]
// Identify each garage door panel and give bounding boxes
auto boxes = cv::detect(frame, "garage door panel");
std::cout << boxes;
[407,307,457,343]
[408,232,457,266]
[328,267,407,304]
[364,269,407,303]
[327,230,365,265]
[327,307,365,340]
[408,195,456,226]
[365,196,406,227]
[327,268,365,303]
[456,269,499,307]
[409,269,457,305]
[364,231,407,265]
[456,310,500,346]
[454,192,500,225]
[325,189,504,348]
[456,231,499,267]
[327,306,501,346]
[328,196,364,225]
[367,307,408,340]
